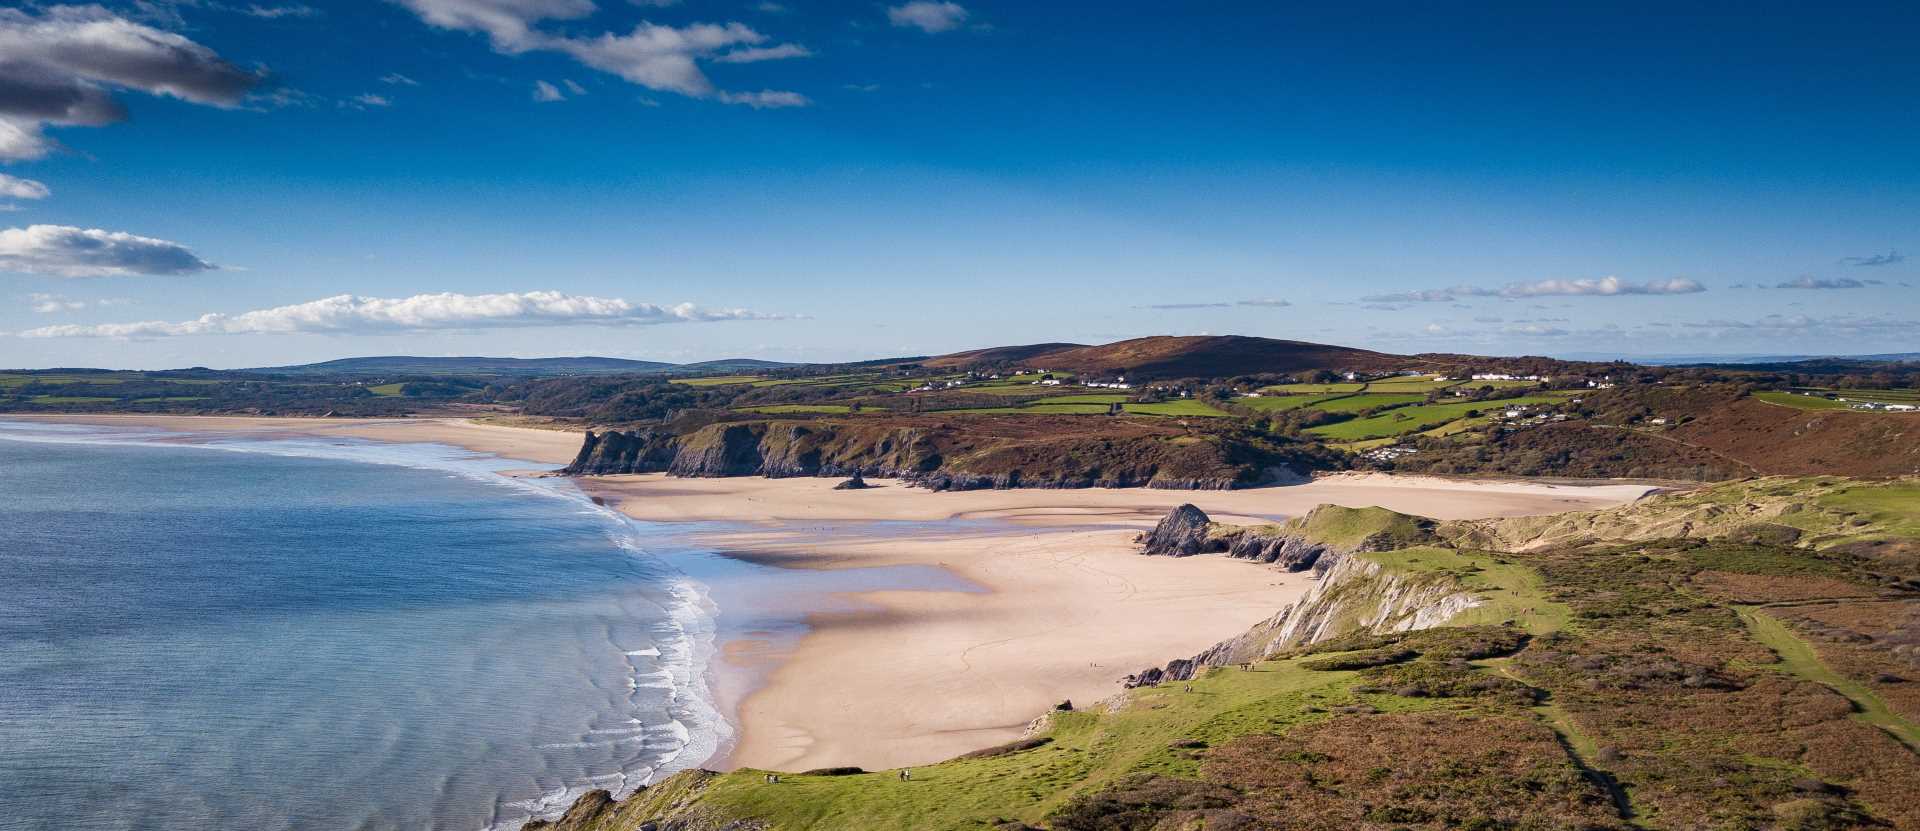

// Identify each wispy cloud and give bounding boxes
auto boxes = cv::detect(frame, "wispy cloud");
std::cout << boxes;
[0,225,216,278]
[0,174,50,201]
[395,0,810,107]
[343,93,392,109]
[1363,276,1704,303]
[25,292,128,313]
[0,6,261,160]
[1137,298,1293,310]
[243,4,319,19]
[1839,250,1904,267]
[379,72,421,86]
[715,43,812,63]
[533,80,566,102]
[18,291,791,339]
[887,1,969,33]
[1775,275,1866,290]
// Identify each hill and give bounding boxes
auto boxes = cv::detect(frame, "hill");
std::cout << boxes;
[924,335,1415,380]
[243,356,793,377]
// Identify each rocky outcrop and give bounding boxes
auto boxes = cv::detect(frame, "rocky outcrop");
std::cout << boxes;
[1137,504,1216,556]
[833,472,870,490]
[559,419,1300,491]
[564,429,679,475]
[521,769,748,831]
[1125,540,1478,687]
[1135,503,1436,574]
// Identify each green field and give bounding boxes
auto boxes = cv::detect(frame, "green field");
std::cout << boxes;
[1238,393,1352,412]
[1,373,134,387]
[672,375,766,387]
[1756,389,1919,411]
[1306,392,1426,414]
[1122,399,1229,417]
[1368,375,1465,393]
[28,395,118,404]
[1308,394,1565,441]
[1262,382,1365,394]
[368,382,407,396]
[735,404,870,414]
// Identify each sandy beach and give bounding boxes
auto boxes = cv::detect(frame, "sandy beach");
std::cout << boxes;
[4,415,1657,773]
[580,471,1656,771]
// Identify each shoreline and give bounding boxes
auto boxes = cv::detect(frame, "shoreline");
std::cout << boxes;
[2,414,1660,775]
[577,471,1656,771]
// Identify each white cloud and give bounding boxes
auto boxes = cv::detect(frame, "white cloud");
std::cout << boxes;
[1363,276,1705,303]
[0,225,216,277]
[345,92,392,108]
[244,4,320,18]
[715,42,812,63]
[396,0,810,106]
[28,292,83,313]
[717,89,810,108]
[379,72,421,86]
[395,0,595,51]
[1775,275,1866,290]
[17,290,790,338]
[0,174,50,200]
[887,1,968,32]
[562,78,587,95]
[0,6,261,160]
[532,79,565,101]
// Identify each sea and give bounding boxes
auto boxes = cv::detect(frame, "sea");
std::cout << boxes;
[0,419,967,831]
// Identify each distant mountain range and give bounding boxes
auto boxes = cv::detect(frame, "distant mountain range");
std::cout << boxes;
[244,356,793,377]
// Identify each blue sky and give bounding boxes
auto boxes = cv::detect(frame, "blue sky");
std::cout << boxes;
[1,0,1915,369]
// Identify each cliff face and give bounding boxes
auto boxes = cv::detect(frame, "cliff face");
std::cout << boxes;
[1125,506,1470,687]
[562,419,1301,491]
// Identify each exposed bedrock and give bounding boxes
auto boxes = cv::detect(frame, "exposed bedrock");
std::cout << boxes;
[561,421,1293,491]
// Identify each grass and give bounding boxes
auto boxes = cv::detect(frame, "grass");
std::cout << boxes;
[1305,392,1426,414]
[28,395,119,404]
[1756,389,1919,411]
[682,659,1365,830]
[1,373,133,387]
[1361,546,1569,635]
[367,382,406,396]
[1819,483,1920,541]
[1033,393,1128,404]
[1122,400,1230,417]
[673,375,766,387]
[1369,375,1465,393]
[1262,382,1365,394]
[1308,394,1564,441]
[1736,606,1919,750]
[735,404,869,414]
[1237,393,1352,412]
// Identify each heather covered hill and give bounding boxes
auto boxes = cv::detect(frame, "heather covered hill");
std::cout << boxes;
[924,335,1416,380]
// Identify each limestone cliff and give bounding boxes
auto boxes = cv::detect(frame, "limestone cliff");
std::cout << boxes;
[1125,504,1468,687]
[561,419,1304,491]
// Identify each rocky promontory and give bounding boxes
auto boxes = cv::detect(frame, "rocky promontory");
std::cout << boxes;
[561,415,1326,491]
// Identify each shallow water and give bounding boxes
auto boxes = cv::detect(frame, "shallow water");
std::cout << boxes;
[0,422,729,831]
[0,420,991,830]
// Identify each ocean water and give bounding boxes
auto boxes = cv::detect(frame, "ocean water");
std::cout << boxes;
[0,422,725,831]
